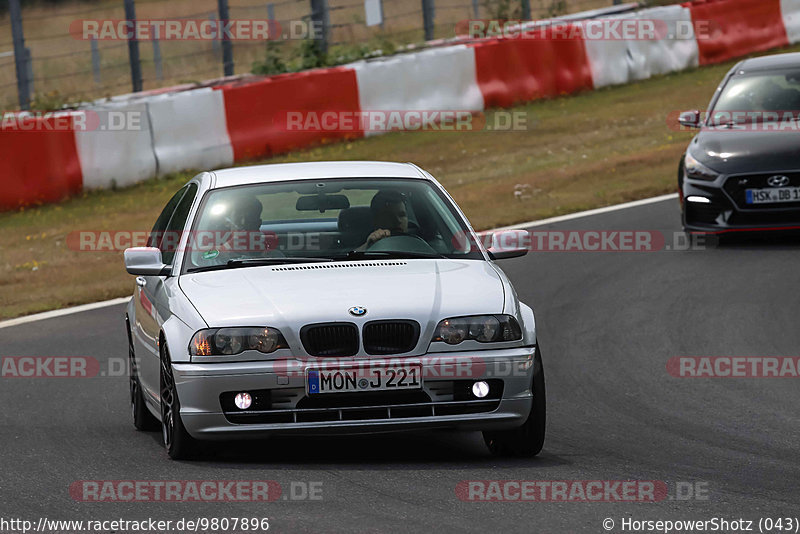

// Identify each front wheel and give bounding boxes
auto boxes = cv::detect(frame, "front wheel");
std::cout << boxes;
[128,319,159,431]
[483,345,546,457]
[160,343,200,460]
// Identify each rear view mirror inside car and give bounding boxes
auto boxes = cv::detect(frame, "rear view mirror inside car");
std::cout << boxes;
[296,194,351,212]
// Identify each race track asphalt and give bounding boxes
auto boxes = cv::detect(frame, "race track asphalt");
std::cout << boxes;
[2,197,798,533]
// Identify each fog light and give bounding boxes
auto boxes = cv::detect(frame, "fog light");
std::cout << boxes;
[686,196,711,204]
[234,392,252,410]
[472,381,490,398]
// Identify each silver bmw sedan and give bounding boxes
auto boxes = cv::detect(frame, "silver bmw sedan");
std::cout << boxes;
[124,161,544,460]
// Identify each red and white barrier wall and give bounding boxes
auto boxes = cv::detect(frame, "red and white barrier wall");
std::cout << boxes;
[147,88,233,176]
[75,100,157,190]
[2,0,799,210]
[471,27,594,107]
[352,44,484,132]
[584,4,699,88]
[690,0,788,65]
[0,113,83,210]
[782,0,800,44]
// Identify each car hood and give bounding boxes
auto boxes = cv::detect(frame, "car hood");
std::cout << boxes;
[180,259,506,340]
[691,129,800,175]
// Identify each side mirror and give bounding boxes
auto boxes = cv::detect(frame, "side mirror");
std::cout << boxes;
[124,247,171,276]
[678,110,701,128]
[487,229,529,260]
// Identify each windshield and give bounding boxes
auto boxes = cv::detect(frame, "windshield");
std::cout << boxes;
[710,69,800,125]
[182,178,484,272]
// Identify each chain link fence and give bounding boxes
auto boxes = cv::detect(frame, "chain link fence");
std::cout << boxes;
[0,0,680,110]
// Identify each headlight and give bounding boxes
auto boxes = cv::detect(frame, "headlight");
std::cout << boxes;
[684,152,720,181]
[190,327,288,356]
[432,315,522,345]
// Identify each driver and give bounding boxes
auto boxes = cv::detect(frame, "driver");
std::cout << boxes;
[358,190,409,251]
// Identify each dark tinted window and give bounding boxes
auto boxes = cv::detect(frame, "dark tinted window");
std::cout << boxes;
[148,187,186,249]
[184,178,483,271]
[713,71,800,120]
[161,183,198,265]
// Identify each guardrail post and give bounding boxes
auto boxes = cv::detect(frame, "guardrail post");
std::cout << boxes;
[8,0,30,110]
[310,0,329,54]
[218,0,234,76]
[123,0,143,92]
[24,47,33,96]
[422,0,435,41]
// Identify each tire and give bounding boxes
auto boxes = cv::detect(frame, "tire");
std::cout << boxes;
[127,319,159,431]
[483,345,546,457]
[160,343,200,460]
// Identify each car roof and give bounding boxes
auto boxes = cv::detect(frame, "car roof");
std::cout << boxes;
[737,52,800,73]
[210,161,427,188]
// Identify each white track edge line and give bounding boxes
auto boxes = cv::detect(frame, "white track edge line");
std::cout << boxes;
[0,193,678,329]
[492,193,678,231]
[0,297,131,330]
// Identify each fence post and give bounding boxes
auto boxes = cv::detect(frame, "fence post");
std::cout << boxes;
[310,0,329,55]
[217,0,234,76]
[152,24,163,81]
[209,13,220,56]
[471,0,479,18]
[8,0,30,110]
[24,47,33,96]
[267,3,275,23]
[123,0,143,92]
[422,0,435,41]
[90,38,101,85]
[521,0,531,20]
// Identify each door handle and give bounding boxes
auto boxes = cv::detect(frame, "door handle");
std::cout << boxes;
[136,277,147,287]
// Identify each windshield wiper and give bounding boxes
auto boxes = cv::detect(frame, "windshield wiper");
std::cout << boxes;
[186,257,333,273]
[340,250,447,260]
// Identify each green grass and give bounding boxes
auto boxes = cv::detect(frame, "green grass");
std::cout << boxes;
[3,42,799,320]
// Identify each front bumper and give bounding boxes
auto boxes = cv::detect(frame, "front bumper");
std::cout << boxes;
[172,347,536,440]
[683,174,800,234]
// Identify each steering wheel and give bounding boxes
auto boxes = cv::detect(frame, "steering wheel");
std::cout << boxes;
[366,233,437,254]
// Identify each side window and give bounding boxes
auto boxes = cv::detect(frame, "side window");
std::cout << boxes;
[161,183,198,265]
[148,187,186,249]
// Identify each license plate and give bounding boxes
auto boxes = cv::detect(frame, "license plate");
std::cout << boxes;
[746,187,800,204]
[306,365,422,395]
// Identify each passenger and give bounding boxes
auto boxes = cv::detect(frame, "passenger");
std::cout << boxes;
[194,195,277,264]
